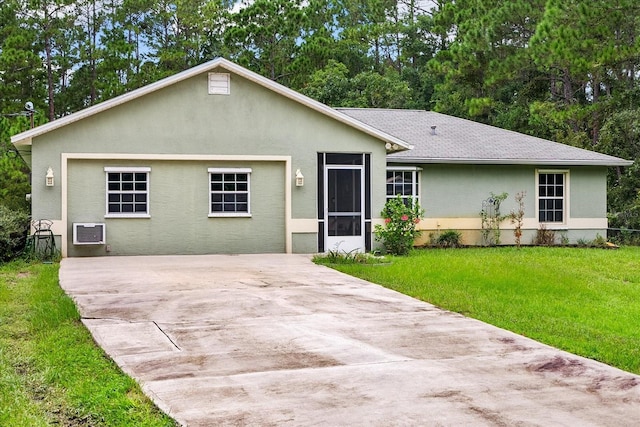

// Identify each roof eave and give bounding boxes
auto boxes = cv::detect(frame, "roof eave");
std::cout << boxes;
[387,157,634,167]
[12,137,32,148]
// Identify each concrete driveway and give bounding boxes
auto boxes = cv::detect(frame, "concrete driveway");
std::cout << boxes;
[60,254,639,426]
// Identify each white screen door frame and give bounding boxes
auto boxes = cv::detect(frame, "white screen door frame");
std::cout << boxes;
[324,164,365,253]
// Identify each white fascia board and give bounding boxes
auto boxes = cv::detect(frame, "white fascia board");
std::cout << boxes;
[104,166,151,172]
[208,167,252,173]
[11,58,412,152]
[388,157,634,167]
[387,165,422,171]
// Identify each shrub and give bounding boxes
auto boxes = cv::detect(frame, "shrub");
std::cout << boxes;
[609,228,640,246]
[480,192,508,246]
[534,225,556,246]
[509,191,526,248]
[374,195,424,255]
[0,205,30,262]
[436,229,462,248]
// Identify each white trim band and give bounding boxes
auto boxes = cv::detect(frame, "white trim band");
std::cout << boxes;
[104,166,151,172]
[208,167,252,173]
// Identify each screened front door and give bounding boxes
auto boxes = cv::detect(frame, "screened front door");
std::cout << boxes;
[325,165,365,253]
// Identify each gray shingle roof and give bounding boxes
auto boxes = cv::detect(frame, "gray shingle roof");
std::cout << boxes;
[337,108,632,166]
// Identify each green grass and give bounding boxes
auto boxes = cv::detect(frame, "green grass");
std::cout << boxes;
[318,246,640,375]
[0,261,177,427]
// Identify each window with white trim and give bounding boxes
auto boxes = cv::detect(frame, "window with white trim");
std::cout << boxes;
[105,167,150,217]
[538,171,566,223]
[209,168,251,216]
[386,168,420,203]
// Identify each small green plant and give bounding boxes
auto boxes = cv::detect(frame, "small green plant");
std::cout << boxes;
[436,229,462,248]
[374,195,424,255]
[593,234,607,247]
[575,235,608,248]
[324,248,363,263]
[480,192,508,246]
[313,249,388,265]
[509,191,526,248]
[576,238,590,247]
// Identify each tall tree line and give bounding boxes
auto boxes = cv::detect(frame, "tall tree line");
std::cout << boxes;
[1,0,640,228]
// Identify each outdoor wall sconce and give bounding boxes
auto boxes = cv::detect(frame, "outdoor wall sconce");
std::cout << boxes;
[45,167,54,187]
[295,169,304,187]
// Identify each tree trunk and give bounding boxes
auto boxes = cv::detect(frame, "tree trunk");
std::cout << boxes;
[45,34,55,121]
[90,0,98,105]
[562,68,572,104]
[592,78,600,146]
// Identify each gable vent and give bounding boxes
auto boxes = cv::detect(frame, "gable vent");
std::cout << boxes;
[73,223,106,245]
[208,73,230,95]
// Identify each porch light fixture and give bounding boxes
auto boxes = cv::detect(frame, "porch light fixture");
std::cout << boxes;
[45,167,54,187]
[295,169,304,187]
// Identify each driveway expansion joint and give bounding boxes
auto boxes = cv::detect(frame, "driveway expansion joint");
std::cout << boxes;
[153,321,181,351]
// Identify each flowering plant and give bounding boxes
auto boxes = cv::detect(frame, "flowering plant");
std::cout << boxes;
[374,195,424,255]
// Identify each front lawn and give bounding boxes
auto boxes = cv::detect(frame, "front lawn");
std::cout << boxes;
[0,261,177,426]
[318,246,640,375]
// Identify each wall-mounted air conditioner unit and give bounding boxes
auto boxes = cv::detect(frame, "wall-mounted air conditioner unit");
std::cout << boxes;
[73,223,106,245]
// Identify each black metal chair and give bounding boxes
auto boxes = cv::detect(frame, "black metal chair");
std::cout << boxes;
[29,219,56,261]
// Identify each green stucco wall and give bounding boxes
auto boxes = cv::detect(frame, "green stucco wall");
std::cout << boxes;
[412,164,607,220]
[292,233,318,254]
[569,167,607,219]
[391,163,610,245]
[418,164,533,217]
[31,68,388,255]
[66,160,285,256]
